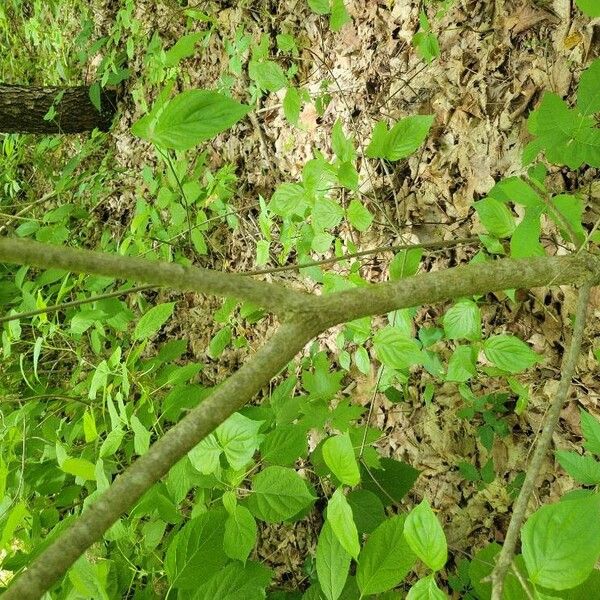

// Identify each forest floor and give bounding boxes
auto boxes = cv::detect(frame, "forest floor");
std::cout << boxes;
[8,0,599,593]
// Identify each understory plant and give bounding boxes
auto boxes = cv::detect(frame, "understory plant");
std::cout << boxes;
[1,4,600,600]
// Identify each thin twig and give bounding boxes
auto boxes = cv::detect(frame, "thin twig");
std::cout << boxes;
[490,282,593,599]
[246,236,479,276]
[0,284,154,325]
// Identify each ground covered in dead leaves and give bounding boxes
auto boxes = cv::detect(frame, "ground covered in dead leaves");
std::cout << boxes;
[95,0,600,593]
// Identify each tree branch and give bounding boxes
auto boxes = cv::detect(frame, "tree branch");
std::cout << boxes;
[490,282,593,599]
[1,236,600,599]
[0,237,313,318]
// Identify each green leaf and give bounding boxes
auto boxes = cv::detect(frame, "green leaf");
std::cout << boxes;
[284,86,302,126]
[270,183,308,217]
[556,451,600,485]
[164,32,203,67]
[252,61,288,92]
[577,59,600,114]
[134,302,175,340]
[581,409,600,455]
[308,0,331,15]
[322,432,360,486]
[406,575,448,599]
[313,196,345,229]
[357,515,417,595]
[366,116,434,161]
[522,493,600,590]
[165,510,228,588]
[131,415,151,455]
[446,345,477,382]
[330,0,351,31]
[404,500,447,571]
[353,346,371,375]
[490,177,544,209]
[474,197,515,238]
[327,489,360,559]
[140,90,251,151]
[442,300,481,341]
[389,248,423,280]
[468,543,528,600]
[208,325,232,358]
[194,561,271,600]
[346,489,386,535]
[365,121,389,159]
[347,199,373,232]
[510,207,545,259]
[332,119,355,162]
[316,521,351,600]
[549,194,586,247]
[373,327,422,370]
[60,458,96,481]
[483,335,542,373]
[361,458,420,505]
[247,466,315,522]
[188,433,222,474]
[576,0,600,19]
[261,424,308,466]
[413,31,440,64]
[223,505,257,563]
[216,412,263,470]
[525,93,600,168]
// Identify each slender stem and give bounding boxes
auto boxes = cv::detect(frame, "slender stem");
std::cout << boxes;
[490,282,592,599]
[246,236,480,276]
[0,284,154,325]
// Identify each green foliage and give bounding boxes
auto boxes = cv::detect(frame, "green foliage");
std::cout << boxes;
[522,494,600,590]
[366,116,434,161]
[356,515,416,595]
[404,500,448,572]
[524,59,600,168]
[132,89,251,150]
[1,5,598,598]
[575,0,600,17]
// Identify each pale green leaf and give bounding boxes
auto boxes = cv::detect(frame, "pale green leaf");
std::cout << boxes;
[322,432,360,486]
[443,300,481,341]
[406,575,448,600]
[474,197,515,238]
[556,451,600,485]
[347,199,373,232]
[404,500,448,571]
[247,466,315,522]
[327,489,360,559]
[223,505,257,563]
[373,327,422,370]
[316,521,351,600]
[61,458,97,481]
[483,335,542,373]
[134,302,175,340]
[581,409,600,455]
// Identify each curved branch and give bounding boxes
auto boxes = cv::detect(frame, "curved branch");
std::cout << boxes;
[0,237,313,318]
[3,319,318,600]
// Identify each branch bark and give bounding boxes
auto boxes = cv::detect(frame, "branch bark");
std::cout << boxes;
[1,236,599,599]
[490,282,593,599]
[0,237,315,319]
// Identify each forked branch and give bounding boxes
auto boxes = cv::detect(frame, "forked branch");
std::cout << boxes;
[0,236,599,599]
